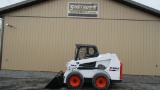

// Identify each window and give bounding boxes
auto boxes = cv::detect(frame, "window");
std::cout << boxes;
[77,47,96,60]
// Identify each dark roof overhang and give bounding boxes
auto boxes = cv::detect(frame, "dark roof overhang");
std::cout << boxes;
[0,0,47,16]
[113,0,160,18]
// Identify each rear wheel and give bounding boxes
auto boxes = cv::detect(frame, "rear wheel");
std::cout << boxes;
[92,73,110,90]
[66,72,84,89]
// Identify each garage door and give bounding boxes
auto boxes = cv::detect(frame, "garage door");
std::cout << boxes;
[2,16,160,76]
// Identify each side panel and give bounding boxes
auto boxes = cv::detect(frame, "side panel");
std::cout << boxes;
[106,58,121,80]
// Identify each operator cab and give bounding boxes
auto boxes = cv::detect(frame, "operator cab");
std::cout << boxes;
[75,44,99,60]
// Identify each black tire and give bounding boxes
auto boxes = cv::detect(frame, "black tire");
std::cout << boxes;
[92,73,110,90]
[66,71,84,89]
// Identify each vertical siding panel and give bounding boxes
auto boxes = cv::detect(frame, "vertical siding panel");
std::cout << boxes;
[133,21,137,74]
[138,21,144,75]
[151,22,156,75]
[134,21,138,74]
[102,20,108,54]
[9,17,14,69]
[158,23,160,75]
[50,19,57,70]
[123,21,129,74]
[148,21,153,75]
[47,18,52,70]
[10,17,20,70]
[99,0,103,18]
[144,22,149,75]
[142,21,146,75]
[155,22,157,76]
[129,21,134,74]
[97,19,100,50]
[24,17,30,70]
[154,22,157,75]
[7,17,13,69]
[57,18,62,71]
[155,22,159,76]
[31,18,36,70]
[155,22,158,76]
[20,17,25,70]
[137,21,142,75]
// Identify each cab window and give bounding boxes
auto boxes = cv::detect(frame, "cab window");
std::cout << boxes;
[88,47,95,56]
[78,47,87,60]
[77,47,96,60]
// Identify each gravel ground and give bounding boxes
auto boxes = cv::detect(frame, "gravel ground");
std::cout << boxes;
[0,70,57,79]
[0,70,160,90]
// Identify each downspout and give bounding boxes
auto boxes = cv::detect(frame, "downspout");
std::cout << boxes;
[0,16,4,70]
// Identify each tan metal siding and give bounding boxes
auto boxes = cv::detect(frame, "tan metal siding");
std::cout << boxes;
[158,23,160,75]
[2,16,160,75]
[5,0,159,20]
[2,0,160,75]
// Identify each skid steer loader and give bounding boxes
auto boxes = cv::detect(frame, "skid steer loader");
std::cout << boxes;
[45,44,122,89]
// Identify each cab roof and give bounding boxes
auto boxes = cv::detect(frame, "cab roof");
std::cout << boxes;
[76,44,97,49]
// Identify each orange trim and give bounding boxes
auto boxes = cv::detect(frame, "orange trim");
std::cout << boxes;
[120,61,123,80]
[69,75,81,87]
[96,76,107,88]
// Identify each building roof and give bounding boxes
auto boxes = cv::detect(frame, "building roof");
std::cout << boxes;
[114,0,160,18]
[0,0,160,18]
[0,0,47,17]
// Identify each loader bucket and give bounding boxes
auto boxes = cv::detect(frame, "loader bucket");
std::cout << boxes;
[45,71,64,89]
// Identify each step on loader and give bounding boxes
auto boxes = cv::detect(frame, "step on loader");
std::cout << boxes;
[45,44,123,89]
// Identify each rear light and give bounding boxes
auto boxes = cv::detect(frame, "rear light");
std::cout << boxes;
[120,61,123,80]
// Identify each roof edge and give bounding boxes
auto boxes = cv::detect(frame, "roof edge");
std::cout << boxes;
[0,0,47,15]
[113,0,160,18]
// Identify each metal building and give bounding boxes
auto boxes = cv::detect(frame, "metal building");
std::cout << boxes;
[0,0,160,76]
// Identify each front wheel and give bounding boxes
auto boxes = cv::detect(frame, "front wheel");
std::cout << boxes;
[92,73,110,90]
[66,71,84,89]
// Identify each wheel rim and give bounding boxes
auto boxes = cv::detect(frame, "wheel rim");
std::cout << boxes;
[96,76,107,88]
[69,75,81,87]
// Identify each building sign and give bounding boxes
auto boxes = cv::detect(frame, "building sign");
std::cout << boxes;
[68,2,99,18]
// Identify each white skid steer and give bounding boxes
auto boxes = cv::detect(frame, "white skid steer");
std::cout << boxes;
[45,44,123,89]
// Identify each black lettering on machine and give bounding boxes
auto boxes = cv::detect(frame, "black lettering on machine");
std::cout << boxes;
[109,67,120,71]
